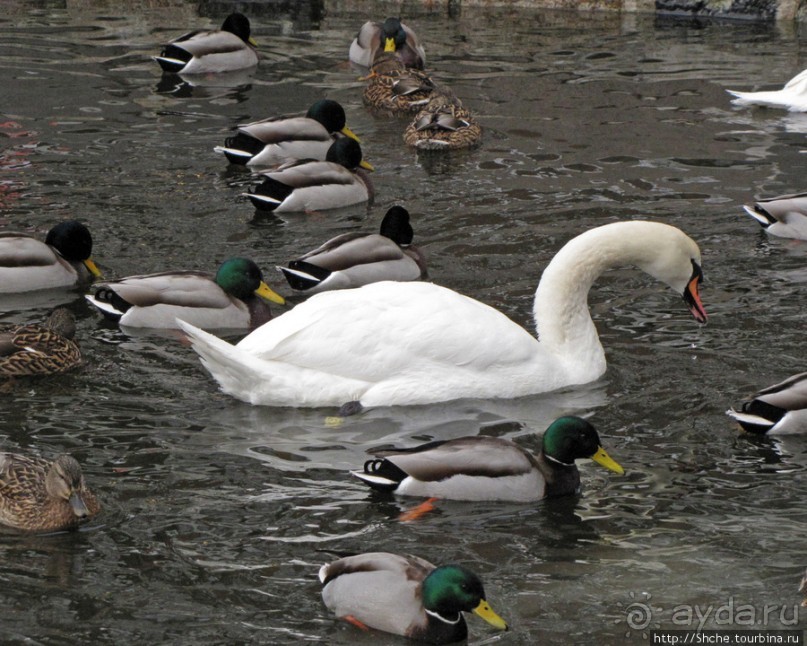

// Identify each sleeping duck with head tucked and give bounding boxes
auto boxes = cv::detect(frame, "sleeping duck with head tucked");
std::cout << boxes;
[153,12,259,75]
[215,99,361,168]
[279,205,427,294]
[245,137,374,213]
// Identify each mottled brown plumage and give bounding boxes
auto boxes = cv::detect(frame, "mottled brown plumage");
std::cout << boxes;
[0,453,100,532]
[403,89,482,151]
[0,308,81,378]
[362,52,437,116]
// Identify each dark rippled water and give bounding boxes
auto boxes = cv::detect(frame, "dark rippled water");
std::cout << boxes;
[2,1,807,643]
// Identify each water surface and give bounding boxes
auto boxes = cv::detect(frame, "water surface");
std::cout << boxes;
[2,2,807,643]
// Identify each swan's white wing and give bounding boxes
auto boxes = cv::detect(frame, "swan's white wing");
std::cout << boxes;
[236,281,541,381]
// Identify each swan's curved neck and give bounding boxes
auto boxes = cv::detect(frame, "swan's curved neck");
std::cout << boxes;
[532,222,670,381]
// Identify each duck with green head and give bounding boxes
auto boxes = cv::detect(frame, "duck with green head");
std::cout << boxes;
[319,552,507,643]
[0,453,100,533]
[245,137,374,213]
[350,18,426,69]
[0,220,102,293]
[216,99,361,168]
[352,416,624,502]
[153,12,259,75]
[85,257,284,330]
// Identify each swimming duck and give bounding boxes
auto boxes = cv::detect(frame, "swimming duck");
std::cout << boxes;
[279,206,427,294]
[153,12,259,75]
[352,416,623,502]
[245,137,374,213]
[0,308,82,378]
[727,68,807,112]
[0,453,100,533]
[85,257,284,330]
[403,90,482,151]
[319,552,507,643]
[741,192,807,240]
[349,18,426,70]
[215,99,361,168]
[0,220,102,294]
[726,372,807,434]
[362,53,437,116]
[177,220,707,410]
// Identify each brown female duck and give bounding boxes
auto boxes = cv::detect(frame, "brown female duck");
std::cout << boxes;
[0,308,81,378]
[403,89,482,151]
[362,52,436,116]
[0,453,100,532]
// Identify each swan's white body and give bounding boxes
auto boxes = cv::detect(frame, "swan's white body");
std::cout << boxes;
[727,69,807,112]
[179,221,706,409]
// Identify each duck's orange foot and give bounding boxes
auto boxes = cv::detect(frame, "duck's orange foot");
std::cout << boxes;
[343,614,370,631]
[398,497,439,523]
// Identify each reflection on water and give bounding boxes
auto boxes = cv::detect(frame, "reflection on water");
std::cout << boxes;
[2,1,807,643]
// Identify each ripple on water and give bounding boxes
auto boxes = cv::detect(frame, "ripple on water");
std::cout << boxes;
[1,5,807,644]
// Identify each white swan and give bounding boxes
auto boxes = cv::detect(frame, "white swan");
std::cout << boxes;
[727,68,807,112]
[178,221,707,411]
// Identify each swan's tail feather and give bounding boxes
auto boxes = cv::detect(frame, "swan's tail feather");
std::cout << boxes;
[177,319,371,408]
[177,319,267,403]
[727,89,807,111]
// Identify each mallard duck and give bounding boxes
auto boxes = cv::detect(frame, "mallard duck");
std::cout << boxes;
[727,68,807,112]
[177,220,707,410]
[0,453,100,533]
[0,220,102,294]
[0,308,81,378]
[726,372,807,434]
[362,53,436,116]
[403,90,482,151]
[85,257,284,330]
[349,18,426,70]
[245,137,374,213]
[215,99,361,168]
[153,12,259,75]
[352,416,623,502]
[279,206,427,294]
[319,552,507,643]
[741,192,807,240]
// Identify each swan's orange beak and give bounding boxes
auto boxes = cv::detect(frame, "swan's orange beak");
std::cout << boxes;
[684,264,707,324]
